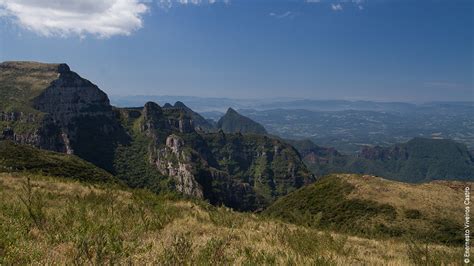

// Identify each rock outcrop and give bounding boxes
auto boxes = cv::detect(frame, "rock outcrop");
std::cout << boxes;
[0,61,127,171]
[162,101,215,132]
[139,101,314,210]
[150,134,204,198]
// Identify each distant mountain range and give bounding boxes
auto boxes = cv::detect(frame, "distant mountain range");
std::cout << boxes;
[112,96,474,154]
[110,94,473,113]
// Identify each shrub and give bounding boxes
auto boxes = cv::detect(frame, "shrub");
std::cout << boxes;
[18,177,46,229]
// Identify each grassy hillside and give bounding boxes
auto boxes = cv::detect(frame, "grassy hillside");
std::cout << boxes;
[0,141,114,183]
[0,173,463,265]
[265,174,469,245]
[0,61,60,113]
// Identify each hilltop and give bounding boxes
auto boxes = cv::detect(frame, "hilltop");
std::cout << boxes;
[265,174,468,245]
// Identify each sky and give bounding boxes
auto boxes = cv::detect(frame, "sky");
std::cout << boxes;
[0,0,472,102]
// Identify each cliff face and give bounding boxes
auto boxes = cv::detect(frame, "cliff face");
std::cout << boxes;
[163,101,215,132]
[291,138,474,183]
[0,62,127,171]
[138,101,314,210]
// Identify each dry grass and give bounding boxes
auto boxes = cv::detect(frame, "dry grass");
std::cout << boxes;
[344,174,470,223]
[0,173,464,265]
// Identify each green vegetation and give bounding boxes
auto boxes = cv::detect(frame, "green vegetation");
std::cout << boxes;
[0,62,61,136]
[113,132,173,194]
[293,138,474,182]
[0,61,60,113]
[264,174,467,245]
[203,132,314,209]
[0,141,114,183]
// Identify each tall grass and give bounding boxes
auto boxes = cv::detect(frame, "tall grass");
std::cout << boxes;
[0,173,464,265]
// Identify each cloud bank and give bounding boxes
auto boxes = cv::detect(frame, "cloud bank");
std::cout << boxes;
[0,0,148,38]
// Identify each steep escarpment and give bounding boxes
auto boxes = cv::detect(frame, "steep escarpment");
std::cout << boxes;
[348,138,474,182]
[203,132,314,205]
[290,138,474,182]
[0,61,128,171]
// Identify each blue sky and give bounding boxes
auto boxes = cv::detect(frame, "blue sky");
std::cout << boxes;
[0,0,472,102]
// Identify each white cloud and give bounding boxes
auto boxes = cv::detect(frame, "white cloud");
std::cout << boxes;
[269,11,299,19]
[331,3,343,11]
[0,0,148,38]
[305,0,365,11]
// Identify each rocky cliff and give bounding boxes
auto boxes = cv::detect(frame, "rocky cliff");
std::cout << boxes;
[163,101,215,131]
[135,101,314,210]
[0,61,127,171]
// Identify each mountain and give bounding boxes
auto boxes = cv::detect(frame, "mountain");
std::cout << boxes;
[0,61,128,172]
[265,174,469,245]
[217,108,267,135]
[162,101,215,131]
[0,61,312,210]
[123,102,314,210]
[290,138,474,182]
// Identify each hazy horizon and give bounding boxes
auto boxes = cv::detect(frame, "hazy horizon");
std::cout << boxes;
[109,93,474,104]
